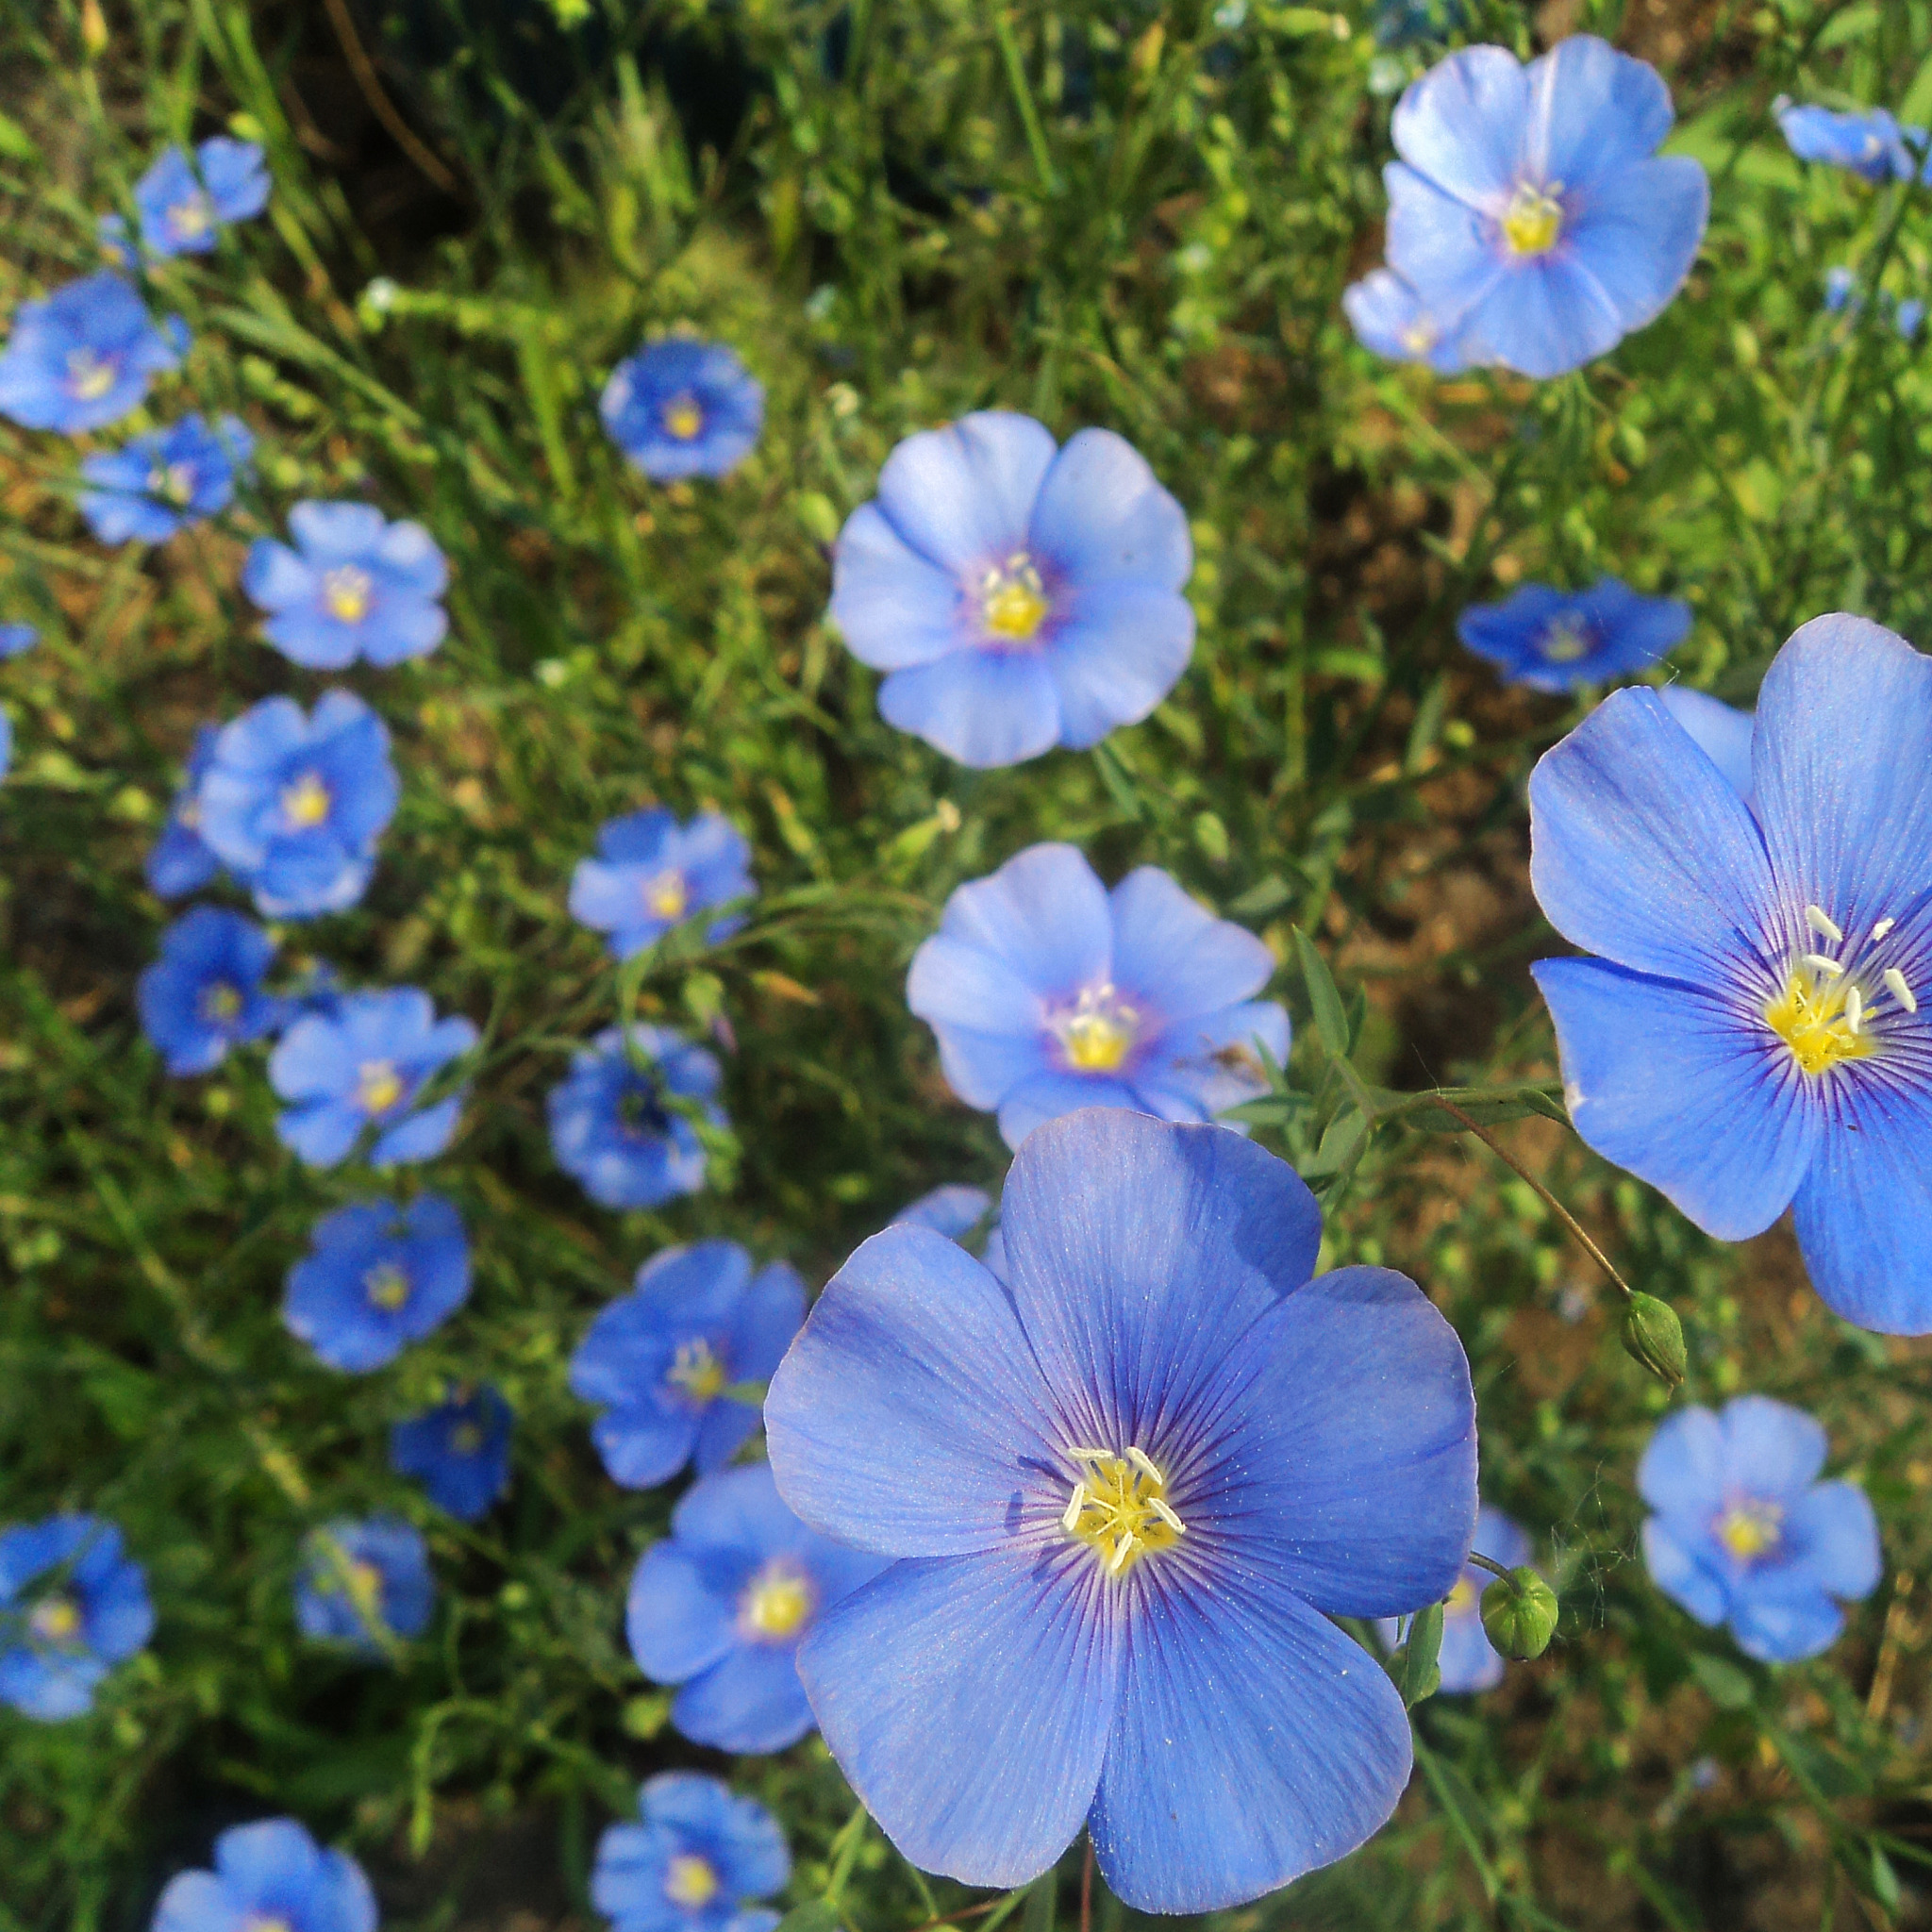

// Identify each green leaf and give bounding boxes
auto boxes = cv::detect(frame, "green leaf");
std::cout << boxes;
[1302,1106,1366,1179]
[774,1904,841,1932]
[1396,1600,1444,1707]
[1688,1654,1754,1712]
[1227,874,1293,918]
[1292,926,1350,1058]
[1022,1869,1058,1932]
[0,108,41,165]
[1399,1084,1569,1131]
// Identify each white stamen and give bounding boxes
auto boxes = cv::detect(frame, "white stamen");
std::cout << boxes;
[1108,1534,1136,1573]
[1845,987,1862,1035]
[1873,918,1897,942]
[1061,1484,1088,1533]
[1065,1445,1110,1464]
[1885,967,1918,1014]
[1804,953,1845,978]
[1806,905,1843,943]
[1149,1497,1186,1535]
[1125,1446,1163,1483]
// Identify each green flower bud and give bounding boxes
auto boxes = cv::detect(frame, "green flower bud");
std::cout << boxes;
[1622,1291,1687,1387]
[1481,1568,1558,1660]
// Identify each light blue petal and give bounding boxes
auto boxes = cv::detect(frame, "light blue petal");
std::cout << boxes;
[626,1545,740,1683]
[873,411,1058,574]
[288,500,388,559]
[830,503,961,672]
[212,1817,325,1897]
[877,650,1061,769]
[1526,35,1674,192]
[1637,1405,1726,1516]
[1042,587,1193,749]
[1390,43,1528,208]
[152,1872,245,1932]
[593,1408,701,1489]
[673,1642,816,1753]
[1027,428,1191,594]
[1383,165,1507,327]
[906,933,1050,1043]
[995,1071,1143,1147]
[1566,158,1708,332]
[359,597,446,666]
[262,605,361,671]
[1641,1517,1727,1625]
[1657,687,1754,801]
[1788,1482,1881,1601]
[1436,1612,1504,1693]
[1341,268,1471,372]
[1108,868,1274,1020]
[926,843,1114,999]
[276,1101,363,1168]
[1461,256,1624,380]
[1727,1576,1844,1663]
[1720,1394,1826,1496]
[371,1093,463,1167]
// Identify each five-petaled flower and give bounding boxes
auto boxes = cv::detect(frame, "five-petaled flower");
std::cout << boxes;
[571,808,756,960]
[1639,1394,1879,1663]
[269,989,477,1169]
[765,1108,1478,1911]
[283,1193,472,1371]
[1377,1505,1533,1693]
[146,724,223,898]
[391,1385,514,1522]
[625,1463,888,1754]
[1457,577,1691,694]
[602,340,766,482]
[108,138,272,262]
[547,1024,725,1210]
[243,501,450,670]
[907,841,1289,1149]
[1531,614,1932,1333]
[79,413,254,545]
[294,1517,434,1657]
[151,1817,375,1932]
[1382,37,1708,379]
[0,1515,154,1722]
[1343,266,1472,372]
[137,905,283,1076]
[831,410,1195,768]
[571,1241,805,1489]
[0,273,187,434]
[592,1773,791,1932]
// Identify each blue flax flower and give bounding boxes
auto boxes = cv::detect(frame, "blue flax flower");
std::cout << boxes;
[626,1463,887,1753]
[152,1817,375,1932]
[283,1194,471,1371]
[593,1773,790,1932]
[1776,103,1922,183]
[891,1184,992,1240]
[198,691,399,918]
[907,842,1289,1149]
[1457,577,1691,693]
[78,413,253,544]
[831,411,1194,768]
[1639,1394,1879,1662]
[146,724,222,897]
[570,1242,805,1488]
[127,139,271,258]
[391,1386,514,1521]
[571,808,756,959]
[1824,264,1857,313]
[0,1515,153,1721]
[295,1516,433,1655]
[602,340,765,482]
[137,906,281,1075]
[243,502,449,670]
[548,1025,724,1210]
[1897,296,1925,341]
[1343,267,1471,373]
[765,1108,1478,1911]
[0,712,10,782]
[1384,38,1708,379]
[1376,1505,1531,1693]
[270,990,476,1169]
[0,273,187,434]
[1531,614,1932,1333]
[0,624,37,657]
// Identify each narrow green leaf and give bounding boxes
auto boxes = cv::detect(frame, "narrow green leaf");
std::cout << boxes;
[1397,1600,1444,1706]
[1292,926,1350,1058]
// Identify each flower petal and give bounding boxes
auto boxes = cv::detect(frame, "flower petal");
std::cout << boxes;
[995,1071,1143,1148]
[877,651,1061,769]
[1525,36,1674,192]
[626,1544,741,1683]
[914,842,1113,1006]
[1028,428,1191,593]
[1108,868,1274,1019]
[1391,44,1528,208]
[831,504,963,671]
[1384,164,1507,327]
[673,1643,817,1753]
[1657,687,1754,801]
[1636,1405,1726,1516]
[1460,256,1624,380]
[874,412,1058,574]
[1787,1482,1881,1601]
[1563,157,1707,333]
[1720,1393,1827,1494]
[1727,1574,1845,1663]
[1042,587,1193,749]
[1641,1517,1727,1624]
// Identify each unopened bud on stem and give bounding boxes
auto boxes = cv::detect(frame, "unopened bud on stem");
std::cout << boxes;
[1622,1291,1687,1386]
[1482,1568,1558,1659]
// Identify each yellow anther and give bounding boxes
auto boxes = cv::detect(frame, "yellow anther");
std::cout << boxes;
[1501,183,1563,257]
[1062,1445,1183,1578]
[343,1558,386,1616]
[364,1263,410,1311]
[322,565,373,624]
[643,870,690,921]
[167,194,212,242]
[66,349,118,401]
[1714,1500,1782,1561]
[1060,1483,1088,1533]
[201,982,242,1022]
[665,1856,722,1907]
[741,1563,813,1641]
[1125,1446,1162,1483]
[357,1059,406,1115]
[1539,617,1591,663]
[150,460,197,506]
[29,1596,80,1642]
[1054,985,1140,1074]
[280,772,332,828]
[1765,967,1875,1076]
[662,396,706,441]
[979,555,1051,641]
[1803,952,1843,978]
[666,1338,727,1404]
[1399,320,1437,356]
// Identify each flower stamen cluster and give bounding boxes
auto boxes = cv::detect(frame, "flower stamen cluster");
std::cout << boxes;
[1764,902,1916,1075]
[1501,181,1564,256]
[1061,1443,1185,1574]
[978,553,1051,642]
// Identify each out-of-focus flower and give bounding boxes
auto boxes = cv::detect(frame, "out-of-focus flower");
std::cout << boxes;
[269,989,476,1169]
[1776,102,1922,182]
[1640,1394,1880,1661]
[0,273,187,434]
[197,691,399,918]
[602,340,765,481]
[765,1108,1478,1910]
[137,906,281,1075]
[1343,266,1471,372]
[571,808,755,959]
[151,1818,375,1932]
[592,1773,790,1932]
[625,1463,887,1753]
[570,1242,805,1489]
[548,1024,724,1210]
[391,1386,513,1522]
[1457,578,1692,692]
[78,414,253,544]
[283,1194,471,1371]
[1896,296,1924,341]
[1377,1506,1533,1692]
[831,411,1194,768]
[116,139,272,261]
[1824,265,1857,312]
[890,1184,992,1240]
[0,624,36,658]
[242,502,448,670]
[0,1515,153,1721]
[146,724,223,898]
[294,1517,434,1656]
[1383,38,1708,379]
[908,842,1288,1149]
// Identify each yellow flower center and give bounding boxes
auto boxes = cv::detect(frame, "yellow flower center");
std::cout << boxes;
[28,1596,80,1643]
[450,1423,485,1455]
[740,1562,813,1641]
[343,1558,386,1617]
[664,1855,722,1908]
[1445,1574,1478,1617]
[666,1337,727,1404]
[1053,983,1140,1074]
[1061,1444,1184,1577]
[643,870,690,921]
[1540,617,1591,663]
[1714,1500,1783,1562]
[1501,183,1564,257]
[168,193,213,242]
[978,554,1051,641]
[357,1059,406,1115]
[1765,968,1876,1077]
[662,395,706,441]
[280,771,332,828]
[364,1262,411,1311]
[244,1917,293,1932]
[201,981,242,1023]
[66,349,118,402]
[323,565,374,624]
[149,460,197,506]
[1400,319,1438,356]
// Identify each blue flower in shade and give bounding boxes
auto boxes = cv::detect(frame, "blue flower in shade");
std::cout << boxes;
[1657,686,1753,802]
[571,808,756,959]
[831,411,1194,769]
[0,274,187,434]
[1639,1394,1880,1663]
[283,1194,471,1371]
[601,340,765,482]
[1824,265,1857,313]
[891,1184,992,1240]
[548,1024,724,1210]
[570,1242,806,1489]
[764,1108,1478,1910]
[0,1515,153,1721]
[146,724,222,898]
[592,1773,790,1932]
[152,1818,375,1932]
[137,906,281,1076]
[1897,296,1925,341]
[625,1463,888,1753]
[1342,267,1471,373]
[1531,614,1932,1334]
[0,712,11,783]
[242,502,449,670]
[1457,578,1691,693]
[197,691,400,918]
[1374,0,1466,46]
[391,1386,513,1522]
[1775,103,1922,183]
[1384,38,1708,380]
[295,1516,434,1655]
[78,413,254,544]
[1376,1505,1532,1693]
[0,624,35,657]
[907,842,1289,1150]
[127,138,272,258]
